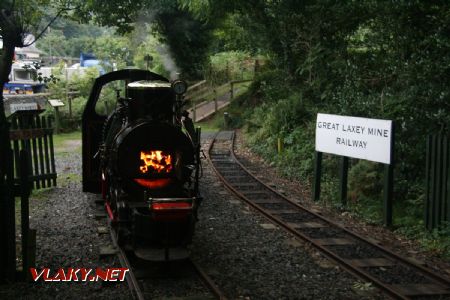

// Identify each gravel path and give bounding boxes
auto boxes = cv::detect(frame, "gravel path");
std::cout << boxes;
[0,139,130,299]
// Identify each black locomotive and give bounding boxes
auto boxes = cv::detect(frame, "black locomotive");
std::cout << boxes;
[82,69,201,261]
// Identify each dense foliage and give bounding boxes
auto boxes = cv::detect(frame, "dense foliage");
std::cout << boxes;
[36,19,106,58]
[193,1,450,233]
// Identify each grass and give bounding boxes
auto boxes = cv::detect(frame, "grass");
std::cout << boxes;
[233,82,251,97]
[53,130,81,150]
[57,173,82,187]
[19,130,83,204]
[395,223,450,258]
[30,187,54,200]
[196,106,230,132]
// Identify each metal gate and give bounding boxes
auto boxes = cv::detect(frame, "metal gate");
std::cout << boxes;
[425,132,450,230]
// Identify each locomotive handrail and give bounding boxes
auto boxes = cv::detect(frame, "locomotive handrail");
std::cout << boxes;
[83,69,169,120]
[125,198,201,210]
[147,197,199,211]
[147,197,199,202]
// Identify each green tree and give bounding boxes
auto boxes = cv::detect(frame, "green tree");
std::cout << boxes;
[91,34,133,69]
[76,0,213,78]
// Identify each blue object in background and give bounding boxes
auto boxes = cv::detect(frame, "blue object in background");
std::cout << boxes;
[3,82,45,94]
[80,53,106,74]
[80,53,99,67]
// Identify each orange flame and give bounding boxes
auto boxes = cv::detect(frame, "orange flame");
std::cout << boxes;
[139,150,172,174]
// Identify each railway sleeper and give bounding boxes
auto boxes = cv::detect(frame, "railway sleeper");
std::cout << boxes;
[388,283,450,297]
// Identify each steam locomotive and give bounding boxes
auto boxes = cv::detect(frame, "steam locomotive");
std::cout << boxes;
[82,69,201,261]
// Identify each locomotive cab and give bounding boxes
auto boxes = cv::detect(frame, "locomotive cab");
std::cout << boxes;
[82,70,201,261]
[127,81,174,121]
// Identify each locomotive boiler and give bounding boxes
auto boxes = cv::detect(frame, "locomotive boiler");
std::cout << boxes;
[82,69,201,261]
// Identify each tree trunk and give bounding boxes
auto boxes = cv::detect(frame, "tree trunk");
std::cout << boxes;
[0,38,18,282]
[0,38,15,119]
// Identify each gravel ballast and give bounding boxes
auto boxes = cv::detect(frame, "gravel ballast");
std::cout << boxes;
[0,133,383,299]
[191,135,381,299]
[0,140,130,299]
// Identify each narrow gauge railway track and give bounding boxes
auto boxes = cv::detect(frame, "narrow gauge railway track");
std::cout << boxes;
[108,220,227,300]
[208,131,450,300]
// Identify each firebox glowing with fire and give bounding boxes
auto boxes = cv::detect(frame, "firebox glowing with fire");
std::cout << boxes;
[139,150,173,174]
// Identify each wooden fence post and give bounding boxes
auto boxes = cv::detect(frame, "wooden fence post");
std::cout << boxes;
[68,97,72,119]
[195,127,201,194]
[313,151,323,201]
[27,229,36,278]
[340,156,349,206]
[65,66,72,119]
[425,131,450,230]
[223,112,230,130]
[384,164,394,227]
[435,133,444,228]
[425,134,432,229]
[214,89,218,112]
[54,107,61,134]
[193,103,197,123]
[443,135,449,226]
[277,138,283,154]
[19,149,31,280]
[383,122,395,227]
[254,59,260,77]
[0,147,16,282]
[230,82,234,101]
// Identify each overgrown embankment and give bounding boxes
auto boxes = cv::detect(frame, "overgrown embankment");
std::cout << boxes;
[220,2,450,256]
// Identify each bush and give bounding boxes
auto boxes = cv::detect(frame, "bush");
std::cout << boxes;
[45,67,100,130]
[237,72,318,180]
[206,51,257,85]
[237,62,441,228]
[348,161,383,205]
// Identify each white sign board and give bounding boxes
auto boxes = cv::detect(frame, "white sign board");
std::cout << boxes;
[10,102,38,113]
[48,99,65,107]
[315,113,393,164]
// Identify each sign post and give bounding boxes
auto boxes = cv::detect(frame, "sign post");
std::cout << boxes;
[313,151,323,202]
[314,113,394,226]
[384,122,394,227]
[339,156,349,206]
[47,99,64,134]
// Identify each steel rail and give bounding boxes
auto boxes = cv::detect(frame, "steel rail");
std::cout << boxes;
[189,259,228,300]
[108,219,145,300]
[207,131,450,300]
[107,203,224,300]
[227,132,450,287]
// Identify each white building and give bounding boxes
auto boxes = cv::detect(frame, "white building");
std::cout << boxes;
[2,35,91,94]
